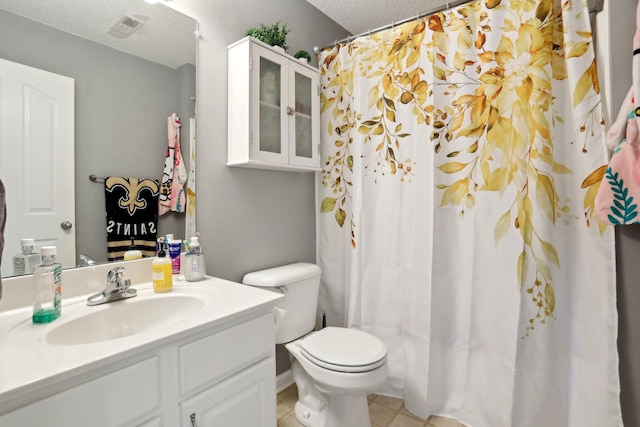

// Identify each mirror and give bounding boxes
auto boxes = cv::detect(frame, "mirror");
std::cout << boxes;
[0,0,197,278]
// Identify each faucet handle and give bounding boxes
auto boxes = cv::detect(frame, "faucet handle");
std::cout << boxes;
[107,266,125,283]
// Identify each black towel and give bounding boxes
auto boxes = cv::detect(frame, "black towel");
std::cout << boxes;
[105,177,159,261]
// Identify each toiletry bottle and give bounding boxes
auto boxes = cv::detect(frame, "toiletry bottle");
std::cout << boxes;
[167,239,182,277]
[32,246,62,324]
[14,238,40,275]
[124,237,142,261]
[152,243,173,293]
[184,236,206,282]
[156,237,164,256]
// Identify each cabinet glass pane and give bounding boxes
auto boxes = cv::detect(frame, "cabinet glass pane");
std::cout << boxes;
[294,72,313,158]
[259,58,281,154]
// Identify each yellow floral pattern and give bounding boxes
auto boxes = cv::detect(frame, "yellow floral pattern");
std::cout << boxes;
[320,0,604,335]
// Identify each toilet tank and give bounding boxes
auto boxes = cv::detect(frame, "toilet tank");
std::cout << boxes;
[242,262,321,344]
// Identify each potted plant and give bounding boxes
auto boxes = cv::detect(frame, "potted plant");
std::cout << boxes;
[294,50,312,63]
[244,22,289,51]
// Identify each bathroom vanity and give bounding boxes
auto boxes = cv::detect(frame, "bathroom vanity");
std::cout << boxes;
[0,260,283,426]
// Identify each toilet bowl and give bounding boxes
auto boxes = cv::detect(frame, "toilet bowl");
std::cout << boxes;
[242,262,388,427]
[286,327,388,427]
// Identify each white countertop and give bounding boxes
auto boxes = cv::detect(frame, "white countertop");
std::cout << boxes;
[0,264,283,415]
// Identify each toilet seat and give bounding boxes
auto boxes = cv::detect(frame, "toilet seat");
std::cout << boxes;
[297,327,387,373]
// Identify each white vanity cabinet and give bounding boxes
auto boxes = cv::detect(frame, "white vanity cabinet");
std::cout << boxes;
[177,313,276,426]
[227,36,320,172]
[0,309,277,427]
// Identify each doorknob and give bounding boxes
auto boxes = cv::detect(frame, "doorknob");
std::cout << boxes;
[60,221,73,230]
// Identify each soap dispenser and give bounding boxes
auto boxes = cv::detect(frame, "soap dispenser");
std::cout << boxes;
[123,237,142,261]
[184,236,206,282]
[152,243,173,292]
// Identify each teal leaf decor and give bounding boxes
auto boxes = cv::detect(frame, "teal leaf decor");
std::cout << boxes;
[605,167,638,225]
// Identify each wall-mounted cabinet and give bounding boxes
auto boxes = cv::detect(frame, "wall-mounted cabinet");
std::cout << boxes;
[227,37,320,172]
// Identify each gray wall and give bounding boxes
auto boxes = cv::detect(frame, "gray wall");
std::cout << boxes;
[170,0,349,282]
[0,9,195,265]
[169,0,348,377]
[607,1,640,425]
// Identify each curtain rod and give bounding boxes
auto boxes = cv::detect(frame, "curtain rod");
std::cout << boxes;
[313,0,605,55]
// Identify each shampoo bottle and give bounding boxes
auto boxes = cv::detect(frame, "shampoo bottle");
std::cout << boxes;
[32,246,62,324]
[124,237,142,261]
[152,243,173,293]
[14,238,40,275]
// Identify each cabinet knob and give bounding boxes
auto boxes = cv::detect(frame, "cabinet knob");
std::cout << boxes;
[286,106,296,116]
[190,413,199,427]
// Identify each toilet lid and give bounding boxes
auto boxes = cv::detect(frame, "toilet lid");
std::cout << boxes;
[297,327,387,373]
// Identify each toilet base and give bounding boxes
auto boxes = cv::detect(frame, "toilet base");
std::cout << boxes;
[290,356,374,427]
[293,391,371,427]
[324,393,371,427]
[294,399,326,427]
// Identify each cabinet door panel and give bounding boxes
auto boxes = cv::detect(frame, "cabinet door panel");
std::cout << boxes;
[180,358,276,427]
[251,47,289,165]
[289,62,319,168]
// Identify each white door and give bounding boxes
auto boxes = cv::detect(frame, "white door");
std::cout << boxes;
[0,58,75,276]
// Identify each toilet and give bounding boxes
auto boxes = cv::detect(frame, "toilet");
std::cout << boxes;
[242,262,388,427]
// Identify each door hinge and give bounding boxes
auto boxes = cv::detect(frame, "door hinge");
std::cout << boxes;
[249,56,253,70]
[249,130,253,145]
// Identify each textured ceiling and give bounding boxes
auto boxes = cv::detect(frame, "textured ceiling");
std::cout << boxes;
[307,0,605,37]
[307,0,460,35]
[0,0,195,69]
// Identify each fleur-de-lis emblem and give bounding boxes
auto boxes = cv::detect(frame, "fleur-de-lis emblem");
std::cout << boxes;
[105,177,159,216]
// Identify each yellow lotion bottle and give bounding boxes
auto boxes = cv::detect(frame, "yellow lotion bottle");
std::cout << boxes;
[152,244,172,292]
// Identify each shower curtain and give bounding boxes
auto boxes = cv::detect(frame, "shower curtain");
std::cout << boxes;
[317,1,621,426]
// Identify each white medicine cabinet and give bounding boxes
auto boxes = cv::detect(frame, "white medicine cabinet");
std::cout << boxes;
[227,37,320,172]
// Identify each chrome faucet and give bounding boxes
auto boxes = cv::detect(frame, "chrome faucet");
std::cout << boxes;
[79,254,97,266]
[87,266,137,306]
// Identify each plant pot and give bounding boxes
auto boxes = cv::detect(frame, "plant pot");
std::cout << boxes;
[272,45,285,52]
[298,58,308,64]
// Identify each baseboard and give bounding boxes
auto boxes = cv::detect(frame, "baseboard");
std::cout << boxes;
[276,369,294,393]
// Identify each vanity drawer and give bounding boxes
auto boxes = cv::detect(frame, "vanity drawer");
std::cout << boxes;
[178,313,274,396]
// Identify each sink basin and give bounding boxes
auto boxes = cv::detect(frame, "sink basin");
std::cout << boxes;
[45,294,205,345]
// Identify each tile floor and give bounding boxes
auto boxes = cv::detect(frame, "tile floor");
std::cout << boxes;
[277,383,466,427]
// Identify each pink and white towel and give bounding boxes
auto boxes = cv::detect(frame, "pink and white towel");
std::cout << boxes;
[595,0,640,225]
[159,113,187,216]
